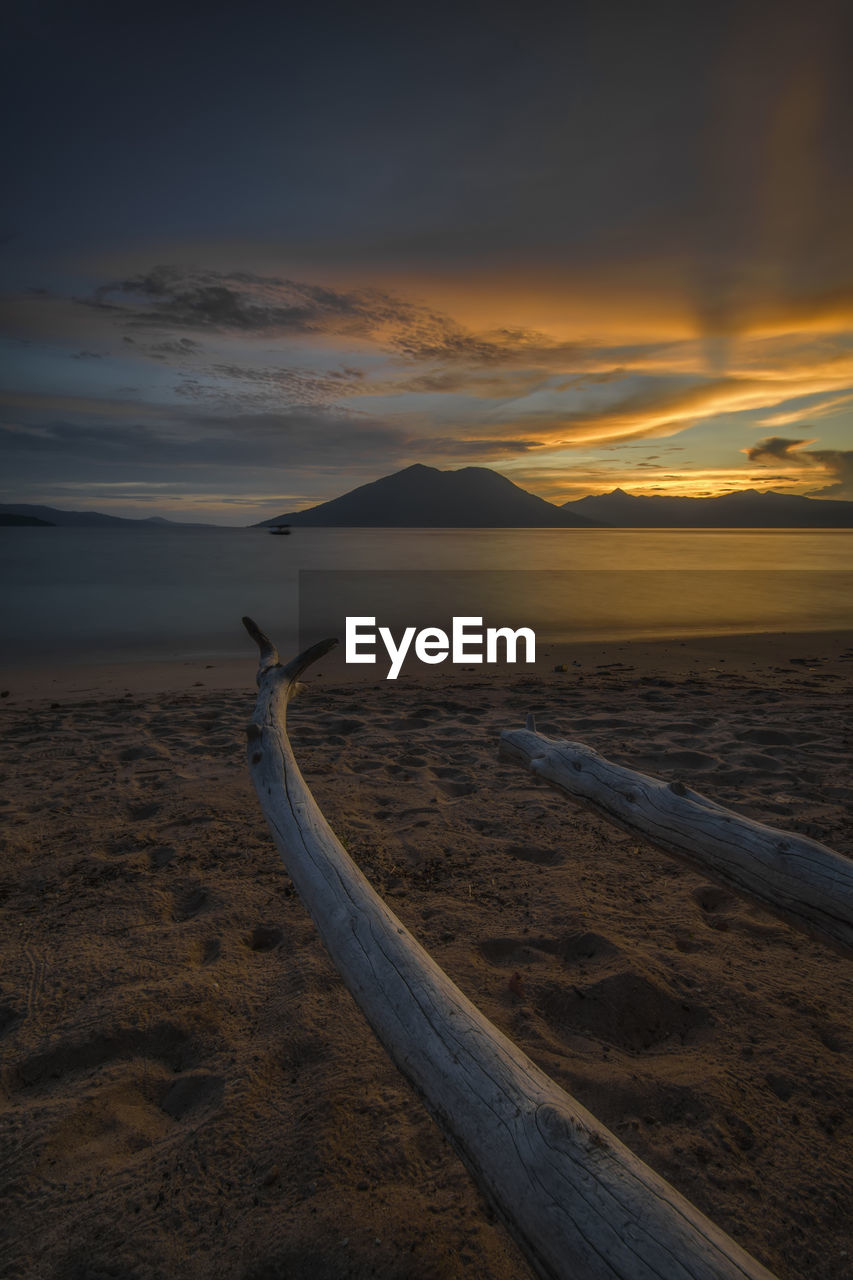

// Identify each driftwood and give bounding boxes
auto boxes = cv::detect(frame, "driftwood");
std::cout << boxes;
[501,718,853,953]
[242,619,776,1280]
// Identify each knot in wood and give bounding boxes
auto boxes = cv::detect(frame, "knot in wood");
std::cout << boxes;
[536,1103,576,1148]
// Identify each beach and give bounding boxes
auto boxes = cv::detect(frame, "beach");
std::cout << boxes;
[1,629,851,1279]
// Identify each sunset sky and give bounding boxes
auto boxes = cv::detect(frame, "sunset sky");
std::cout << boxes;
[2,0,852,522]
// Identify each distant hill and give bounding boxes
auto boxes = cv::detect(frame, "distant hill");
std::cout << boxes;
[0,504,215,529]
[257,464,598,528]
[0,512,55,527]
[564,488,853,528]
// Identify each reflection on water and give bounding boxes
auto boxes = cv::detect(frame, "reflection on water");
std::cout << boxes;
[300,569,853,653]
[0,527,850,665]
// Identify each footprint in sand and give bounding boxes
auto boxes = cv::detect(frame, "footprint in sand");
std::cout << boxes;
[539,970,709,1052]
[42,1078,175,1175]
[160,1072,224,1120]
[559,931,623,963]
[691,884,736,914]
[247,924,283,951]
[127,800,162,821]
[479,930,620,970]
[11,1021,200,1090]
[658,720,716,734]
[172,885,208,922]
[326,717,366,736]
[430,766,475,797]
[479,936,559,968]
[730,750,785,772]
[436,779,475,797]
[737,727,797,746]
[149,845,176,869]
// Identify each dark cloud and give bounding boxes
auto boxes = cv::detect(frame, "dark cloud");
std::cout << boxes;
[390,326,605,370]
[214,361,365,395]
[173,363,367,411]
[85,264,605,372]
[147,337,199,358]
[805,449,853,499]
[88,266,424,338]
[743,436,813,464]
[744,435,853,498]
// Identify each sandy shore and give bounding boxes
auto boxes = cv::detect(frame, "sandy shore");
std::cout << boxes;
[1,630,851,1279]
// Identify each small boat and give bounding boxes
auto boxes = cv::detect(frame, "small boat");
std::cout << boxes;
[269,524,291,536]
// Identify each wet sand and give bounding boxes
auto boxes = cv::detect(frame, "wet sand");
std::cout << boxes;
[1,629,851,1278]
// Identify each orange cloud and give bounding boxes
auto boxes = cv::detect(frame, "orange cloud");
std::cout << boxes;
[482,372,850,450]
[759,391,853,427]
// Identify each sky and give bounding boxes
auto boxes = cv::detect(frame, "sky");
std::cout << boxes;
[1,0,852,523]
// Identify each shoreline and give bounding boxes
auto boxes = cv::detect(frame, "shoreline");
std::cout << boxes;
[2,626,851,704]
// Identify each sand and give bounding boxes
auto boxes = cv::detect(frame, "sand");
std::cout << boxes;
[0,630,851,1279]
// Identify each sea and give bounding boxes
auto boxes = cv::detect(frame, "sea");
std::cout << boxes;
[0,526,851,668]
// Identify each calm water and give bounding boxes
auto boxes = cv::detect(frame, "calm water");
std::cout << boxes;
[0,527,851,666]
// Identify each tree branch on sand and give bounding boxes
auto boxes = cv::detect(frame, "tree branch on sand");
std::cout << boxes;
[241,618,777,1280]
[500,716,853,954]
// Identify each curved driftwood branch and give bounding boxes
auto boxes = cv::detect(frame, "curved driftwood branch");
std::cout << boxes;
[242,619,777,1280]
[500,725,853,953]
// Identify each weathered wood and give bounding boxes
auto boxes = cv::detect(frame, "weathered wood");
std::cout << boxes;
[501,720,853,953]
[242,619,777,1280]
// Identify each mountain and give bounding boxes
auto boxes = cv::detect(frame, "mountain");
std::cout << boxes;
[0,504,216,529]
[0,503,142,527]
[0,512,55,527]
[564,488,853,528]
[257,464,598,528]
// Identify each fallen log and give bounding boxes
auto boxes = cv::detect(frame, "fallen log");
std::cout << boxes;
[501,716,853,953]
[242,618,776,1280]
